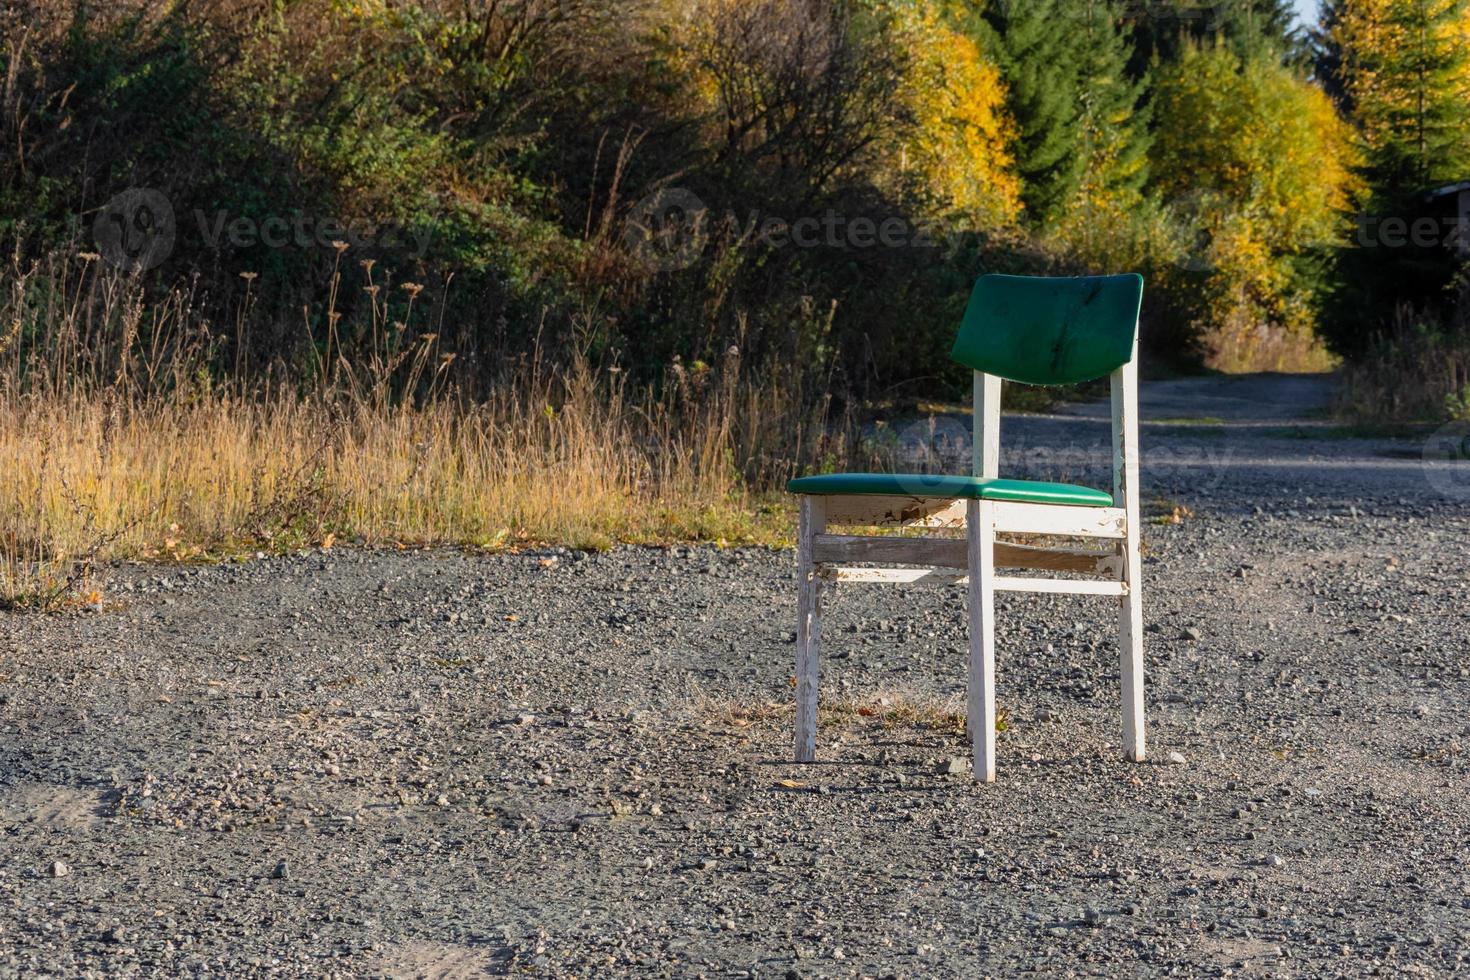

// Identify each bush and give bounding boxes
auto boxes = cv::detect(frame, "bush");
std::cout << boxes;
[1337,278,1470,422]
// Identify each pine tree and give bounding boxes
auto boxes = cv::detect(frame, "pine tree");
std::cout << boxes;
[1334,0,1470,199]
[1126,1,1304,76]
[1321,0,1470,354]
[970,0,1086,223]
[1075,0,1152,206]
[1221,0,1302,54]
[968,0,1149,225]
[1312,1,1351,107]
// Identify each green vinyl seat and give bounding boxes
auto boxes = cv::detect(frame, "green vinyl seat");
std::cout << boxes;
[786,473,1111,508]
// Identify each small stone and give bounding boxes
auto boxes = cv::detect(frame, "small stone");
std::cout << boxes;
[1166,751,1187,765]
[271,859,289,880]
[936,757,969,776]
[49,860,70,878]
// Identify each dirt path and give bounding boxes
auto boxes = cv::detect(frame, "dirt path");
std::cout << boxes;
[1063,371,1337,424]
[2,374,1468,977]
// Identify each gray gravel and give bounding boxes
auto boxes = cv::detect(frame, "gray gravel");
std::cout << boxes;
[2,374,1469,977]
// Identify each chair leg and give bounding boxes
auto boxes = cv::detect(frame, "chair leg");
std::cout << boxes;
[794,496,824,763]
[966,500,997,782]
[1119,539,1146,762]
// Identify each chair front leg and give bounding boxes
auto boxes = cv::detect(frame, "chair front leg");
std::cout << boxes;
[794,496,825,763]
[966,499,997,782]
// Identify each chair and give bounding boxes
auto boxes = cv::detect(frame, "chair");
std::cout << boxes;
[787,273,1147,782]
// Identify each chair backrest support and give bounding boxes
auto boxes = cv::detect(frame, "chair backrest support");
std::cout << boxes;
[961,274,1143,514]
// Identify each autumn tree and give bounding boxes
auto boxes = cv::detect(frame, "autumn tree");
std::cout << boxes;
[879,1,1022,229]
[1327,0,1470,197]
[1320,0,1470,354]
[1151,44,1363,369]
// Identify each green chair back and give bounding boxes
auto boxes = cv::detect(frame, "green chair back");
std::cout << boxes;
[950,273,1143,386]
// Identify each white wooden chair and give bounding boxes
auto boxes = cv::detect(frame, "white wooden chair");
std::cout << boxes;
[787,273,1147,782]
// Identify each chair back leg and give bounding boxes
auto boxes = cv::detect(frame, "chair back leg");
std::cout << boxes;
[794,496,825,762]
[1118,533,1146,761]
[966,499,998,782]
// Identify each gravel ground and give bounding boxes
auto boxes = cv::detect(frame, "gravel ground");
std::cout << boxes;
[2,374,1468,977]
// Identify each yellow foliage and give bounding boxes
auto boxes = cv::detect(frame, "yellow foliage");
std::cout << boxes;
[879,2,1023,228]
[643,0,1021,228]
[1153,48,1362,249]
[1332,0,1470,160]
[1151,46,1363,370]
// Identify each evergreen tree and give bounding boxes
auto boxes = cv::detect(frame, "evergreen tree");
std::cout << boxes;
[1126,0,1304,76]
[1312,1,1350,106]
[970,0,1086,223]
[1075,0,1153,206]
[1340,0,1470,197]
[967,0,1149,225]
[1321,0,1470,354]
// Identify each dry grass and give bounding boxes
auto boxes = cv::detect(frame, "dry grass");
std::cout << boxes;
[1205,317,1337,375]
[1336,299,1470,422]
[1,252,869,608]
